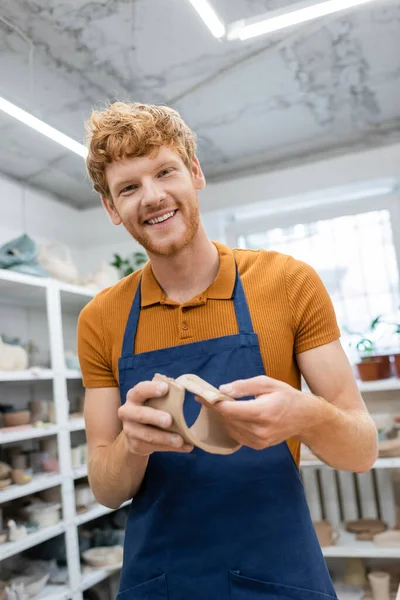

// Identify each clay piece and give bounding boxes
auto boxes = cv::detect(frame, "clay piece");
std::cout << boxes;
[368,571,391,600]
[313,520,339,547]
[148,373,242,455]
[82,546,123,568]
[345,519,387,541]
[373,530,400,548]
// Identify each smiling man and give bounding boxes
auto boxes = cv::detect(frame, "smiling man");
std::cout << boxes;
[78,102,378,600]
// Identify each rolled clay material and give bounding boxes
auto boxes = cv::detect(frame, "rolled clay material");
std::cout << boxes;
[147,373,242,455]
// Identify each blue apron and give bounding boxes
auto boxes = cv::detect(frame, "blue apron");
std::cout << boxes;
[117,269,337,600]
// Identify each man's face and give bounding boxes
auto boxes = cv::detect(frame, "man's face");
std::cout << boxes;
[103,146,206,257]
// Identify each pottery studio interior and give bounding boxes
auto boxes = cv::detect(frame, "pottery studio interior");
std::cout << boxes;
[0,0,400,600]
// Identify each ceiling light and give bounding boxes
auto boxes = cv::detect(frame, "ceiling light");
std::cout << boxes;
[227,0,377,41]
[0,95,88,158]
[187,0,226,38]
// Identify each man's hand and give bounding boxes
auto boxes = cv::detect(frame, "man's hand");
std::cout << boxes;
[208,376,321,450]
[118,381,194,456]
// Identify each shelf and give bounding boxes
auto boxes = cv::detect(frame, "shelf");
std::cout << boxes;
[358,377,400,392]
[72,464,88,479]
[0,522,65,561]
[80,566,121,591]
[65,370,82,380]
[0,368,54,382]
[0,423,59,444]
[68,417,85,432]
[0,472,62,504]
[37,585,71,600]
[301,457,400,469]
[59,284,94,313]
[322,529,400,557]
[75,500,131,526]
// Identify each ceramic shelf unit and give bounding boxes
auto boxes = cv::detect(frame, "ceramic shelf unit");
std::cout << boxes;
[68,417,85,432]
[74,500,131,527]
[300,458,400,469]
[0,369,54,382]
[0,423,60,444]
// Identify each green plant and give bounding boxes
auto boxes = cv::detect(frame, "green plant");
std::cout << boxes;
[371,314,400,335]
[111,251,147,278]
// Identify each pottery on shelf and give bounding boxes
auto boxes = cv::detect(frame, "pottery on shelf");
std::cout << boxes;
[82,545,123,568]
[0,463,11,479]
[0,479,11,491]
[11,469,32,485]
[379,439,400,458]
[38,243,79,284]
[373,530,400,548]
[10,573,49,599]
[0,337,28,372]
[7,520,27,542]
[343,557,367,587]
[3,411,31,428]
[345,518,387,540]
[368,571,391,600]
[313,520,339,546]
[25,502,61,528]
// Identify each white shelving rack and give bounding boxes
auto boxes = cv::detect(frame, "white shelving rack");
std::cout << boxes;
[1,268,400,600]
[0,269,126,600]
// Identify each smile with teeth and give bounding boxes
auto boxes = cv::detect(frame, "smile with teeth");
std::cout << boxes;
[146,210,176,225]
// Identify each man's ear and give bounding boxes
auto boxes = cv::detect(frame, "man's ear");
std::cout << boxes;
[101,195,122,226]
[191,156,206,191]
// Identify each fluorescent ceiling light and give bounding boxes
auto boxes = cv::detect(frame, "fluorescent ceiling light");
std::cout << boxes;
[228,0,377,41]
[0,95,88,158]
[187,0,226,38]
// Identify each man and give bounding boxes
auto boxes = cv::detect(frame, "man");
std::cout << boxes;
[78,102,378,600]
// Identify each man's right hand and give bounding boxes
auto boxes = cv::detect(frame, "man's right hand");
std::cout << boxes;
[117,380,194,456]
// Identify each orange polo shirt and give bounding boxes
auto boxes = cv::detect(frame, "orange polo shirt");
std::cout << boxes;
[77,242,340,464]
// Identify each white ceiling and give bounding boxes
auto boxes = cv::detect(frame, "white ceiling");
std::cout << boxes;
[0,0,399,209]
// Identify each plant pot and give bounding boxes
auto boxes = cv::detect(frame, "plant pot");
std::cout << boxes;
[356,355,391,381]
[393,353,400,378]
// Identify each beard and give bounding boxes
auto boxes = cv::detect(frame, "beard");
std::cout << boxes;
[122,199,201,257]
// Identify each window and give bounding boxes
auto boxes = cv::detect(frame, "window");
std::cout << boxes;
[237,209,400,357]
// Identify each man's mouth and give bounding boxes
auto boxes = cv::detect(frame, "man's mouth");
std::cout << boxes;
[145,210,177,225]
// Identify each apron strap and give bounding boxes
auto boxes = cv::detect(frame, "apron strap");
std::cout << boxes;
[121,266,254,358]
[232,267,254,335]
[121,280,142,358]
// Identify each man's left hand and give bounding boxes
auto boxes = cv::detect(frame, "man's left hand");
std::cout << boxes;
[208,376,321,450]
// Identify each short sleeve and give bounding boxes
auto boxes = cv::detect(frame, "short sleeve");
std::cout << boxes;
[77,298,118,388]
[285,256,341,355]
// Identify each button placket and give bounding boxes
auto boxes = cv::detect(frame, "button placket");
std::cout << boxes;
[179,306,192,339]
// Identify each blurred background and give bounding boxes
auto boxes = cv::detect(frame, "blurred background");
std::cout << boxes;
[0,1,400,599]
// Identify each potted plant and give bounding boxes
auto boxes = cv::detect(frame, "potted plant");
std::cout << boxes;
[111,251,147,279]
[354,337,391,382]
[371,314,400,378]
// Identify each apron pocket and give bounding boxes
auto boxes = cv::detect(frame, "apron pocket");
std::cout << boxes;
[117,574,168,600]
[230,572,337,600]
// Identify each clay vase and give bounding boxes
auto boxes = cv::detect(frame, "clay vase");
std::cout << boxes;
[344,558,367,586]
[368,571,391,600]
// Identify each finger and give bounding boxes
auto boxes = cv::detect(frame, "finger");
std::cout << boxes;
[219,376,288,399]
[128,440,194,456]
[211,397,274,421]
[125,380,168,406]
[126,422,186,449]
[118,403,172,429]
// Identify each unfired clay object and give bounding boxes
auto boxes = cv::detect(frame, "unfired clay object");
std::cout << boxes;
[147,374,242,455]
[345,519,387,541]
[368,571,391,600]
[0,338,28,371]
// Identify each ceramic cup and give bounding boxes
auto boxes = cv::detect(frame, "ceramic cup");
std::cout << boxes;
[313,520,340,546]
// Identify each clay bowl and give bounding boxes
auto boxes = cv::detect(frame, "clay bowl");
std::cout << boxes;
[82,546,123,568]
[345,518,387,540]
[3,411,31,427]
[11,468,33,485]
[0,478,11,491]
[373,530,400,548]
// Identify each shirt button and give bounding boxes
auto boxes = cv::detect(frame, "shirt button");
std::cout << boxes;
[182,322,189,330]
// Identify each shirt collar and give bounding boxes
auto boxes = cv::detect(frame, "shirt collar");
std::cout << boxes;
[140,242,236,307]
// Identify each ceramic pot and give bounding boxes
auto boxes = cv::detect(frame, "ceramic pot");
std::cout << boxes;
[356,356,391,382]
[11,453,28,470]
[346,518,387,540]
[368,571,390,600]
[75,485,94,508]
[0,337,28,371]
[3,411,31,427]
[373,530,400,548]
[378,439,400,458]
[313,520,339,546]
[29,400,49,423]
[344,558,367,586]
[11,468,33,485]
[71,446,83,468]
[82,545,123,568]
[25,502,61,528]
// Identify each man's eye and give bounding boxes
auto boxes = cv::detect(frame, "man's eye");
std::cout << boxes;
[158,169,172,177]
[121,185,137,194]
